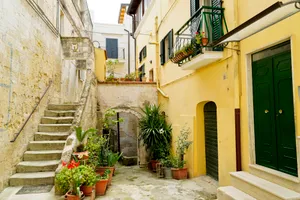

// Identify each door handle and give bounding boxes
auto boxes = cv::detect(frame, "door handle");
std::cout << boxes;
[265,109,269,114]
[279,109,283,114]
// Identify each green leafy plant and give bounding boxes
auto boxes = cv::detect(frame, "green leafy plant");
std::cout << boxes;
[55,160,82,196]
[107,151,123,167]
[139,104,172,160]
[102,109,124,130]
[74,127,97,152]
[78,165,99,186]
[85,133,108,168]
[124,72,137,81]
[106,59,119,81]
[171,155,186,169]
[160,154,174,168]
[176,126,193,160]
[99,169,111,180]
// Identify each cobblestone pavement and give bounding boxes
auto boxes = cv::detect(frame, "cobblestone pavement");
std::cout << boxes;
[99,165,218,200]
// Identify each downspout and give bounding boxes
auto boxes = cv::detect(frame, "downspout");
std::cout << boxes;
[130,14,137,76]
[154,16,169,98]
[124,29,131,74]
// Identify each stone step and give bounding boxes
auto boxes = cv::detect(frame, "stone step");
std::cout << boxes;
[44,110,76,117]
[48,104,79,111]
[38,124,72,132]
[17,160,60,173]
[231,171,300,200]
[28,141,65,151]
[24,150,63,161]
[41,117,74,124]
[218,186,256,200]
[9,172,55,186]
[34,132,69,141]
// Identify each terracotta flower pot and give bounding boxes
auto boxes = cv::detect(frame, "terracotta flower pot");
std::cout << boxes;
[95,179,108,196]
[201,37,209,46]
[150,160,159,172]
[171,167,188,180]
[65,191,83,200]
[96,166,114,185]
[81,185,94,196]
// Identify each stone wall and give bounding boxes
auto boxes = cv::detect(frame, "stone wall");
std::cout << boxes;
[97,82,158,166]
[0,0,93,191]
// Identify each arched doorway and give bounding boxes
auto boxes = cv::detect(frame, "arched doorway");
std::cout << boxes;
[204,101,218,180]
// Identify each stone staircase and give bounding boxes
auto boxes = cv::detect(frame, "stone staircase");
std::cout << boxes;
[9,104,78,187]
[217,171,300,200]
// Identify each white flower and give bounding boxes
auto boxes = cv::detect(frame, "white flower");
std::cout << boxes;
[159,129,164,134]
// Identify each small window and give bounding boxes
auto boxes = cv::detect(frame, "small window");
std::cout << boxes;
[139,64,145,81]
[106,38,118,59]
[139,46,147,62]
[149,69,154,82]
[160,29,173,65]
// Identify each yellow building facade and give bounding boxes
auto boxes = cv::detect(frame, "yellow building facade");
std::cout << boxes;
[95,48,107,82]
[129,0,300,195]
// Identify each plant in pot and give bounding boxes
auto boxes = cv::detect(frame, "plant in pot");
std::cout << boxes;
[171,126,192,180]
[78,165,98,196]
[95,169,110,196]
[160,154,174,179]
[106,59,119,82]
[73,127,97,163]
[55,160,83,200]
[139,104,172,172]
[195,31,209,46]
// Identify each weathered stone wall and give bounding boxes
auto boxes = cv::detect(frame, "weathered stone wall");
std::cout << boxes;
[97,82,158,166]
[0,0,93,191]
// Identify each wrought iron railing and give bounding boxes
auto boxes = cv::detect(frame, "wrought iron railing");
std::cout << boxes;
[171,6,228,66]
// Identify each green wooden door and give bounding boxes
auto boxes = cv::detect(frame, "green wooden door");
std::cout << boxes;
[252,51,297,176]
[204,102,218,180]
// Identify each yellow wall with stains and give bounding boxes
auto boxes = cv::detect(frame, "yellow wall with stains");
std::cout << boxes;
[135,0,238,185]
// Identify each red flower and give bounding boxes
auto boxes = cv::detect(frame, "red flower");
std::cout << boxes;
[67,160,80,169]
[62,161,67,166]
[195,32,199,35]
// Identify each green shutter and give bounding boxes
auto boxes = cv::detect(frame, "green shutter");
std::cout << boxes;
[160,40,165,65]
[168,30,173,59]
[211,0,222,42]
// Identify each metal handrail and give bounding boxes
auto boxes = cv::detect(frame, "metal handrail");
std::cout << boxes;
[10,80,53,142]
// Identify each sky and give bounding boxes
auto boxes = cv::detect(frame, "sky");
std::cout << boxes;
[87,0,131,24]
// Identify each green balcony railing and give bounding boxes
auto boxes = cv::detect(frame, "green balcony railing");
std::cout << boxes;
[171,6,228,66]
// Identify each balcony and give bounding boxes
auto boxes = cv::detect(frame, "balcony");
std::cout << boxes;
[105,47,126,62]
[171,6,228,70]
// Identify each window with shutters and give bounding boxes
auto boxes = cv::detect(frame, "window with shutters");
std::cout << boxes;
[160,29,173,65]
[106,38,118,59]
[139,46,147,63]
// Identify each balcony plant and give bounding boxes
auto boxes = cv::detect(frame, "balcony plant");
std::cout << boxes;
[106,59,119,82]
[73,127,97,163]
[95,169,110,196]
[171,43,195,64]
[139,104,172,172]
[78,165,99,196]
[171,126,192,180]
[195,31,209,46]
[55,160,83,200]
[124,72,136,81]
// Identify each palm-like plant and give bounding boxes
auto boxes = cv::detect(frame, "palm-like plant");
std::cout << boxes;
[139,104,172,160]
[74,127,97,152]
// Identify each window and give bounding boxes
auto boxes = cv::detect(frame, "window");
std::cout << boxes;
[139,64,145,81]
[149,69,154,82]
[160,29,173,65]
[139,46,147,62]
[106,38,118,59]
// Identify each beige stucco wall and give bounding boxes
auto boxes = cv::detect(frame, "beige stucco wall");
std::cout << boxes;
[0,0,93,191]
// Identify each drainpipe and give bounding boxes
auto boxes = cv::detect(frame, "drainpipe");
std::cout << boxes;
[153,16,168,98]
[129,14,137,76]
[124,29,131,75]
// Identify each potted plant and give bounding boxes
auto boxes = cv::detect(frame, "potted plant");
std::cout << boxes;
[171,126,192,180]
[73,127,97,162]
[55,160,83,200]
[106,59,119,82]
[171,43,195,64]
[160,155,174,179]
[95,169,110,196]
[79,165,98,196]
[139,104,172,172]
[195,31,209,46]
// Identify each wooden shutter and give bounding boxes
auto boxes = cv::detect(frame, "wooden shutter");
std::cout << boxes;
[160,40,165,65]
[106,38,118,59]
[168,30,173,59]
[211,0,222,42]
